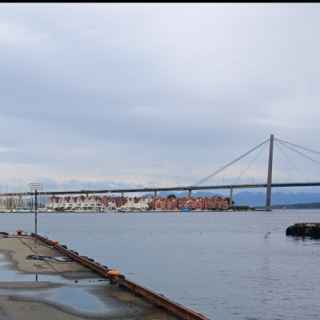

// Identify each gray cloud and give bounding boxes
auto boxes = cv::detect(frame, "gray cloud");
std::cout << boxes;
[0,4,320,190]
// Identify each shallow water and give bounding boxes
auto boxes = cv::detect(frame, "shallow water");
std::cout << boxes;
[0,251,121,315]
[0,283,115,315]
[0,210,319,319]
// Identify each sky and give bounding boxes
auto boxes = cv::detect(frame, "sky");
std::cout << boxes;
[1,3,320,191]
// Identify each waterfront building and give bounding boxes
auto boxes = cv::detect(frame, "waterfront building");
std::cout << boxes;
[152,195,231,211]
[47,194,231,212]
[0,196,30,212]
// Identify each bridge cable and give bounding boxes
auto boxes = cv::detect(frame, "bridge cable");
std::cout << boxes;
[193,138,270,186]
[274,141,306,204]
[234,140,268,185]
[275,140,309,182]
[275,138,320,155]
[277,140,320,167]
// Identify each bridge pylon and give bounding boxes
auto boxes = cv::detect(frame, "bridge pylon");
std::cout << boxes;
[265,134,274,211]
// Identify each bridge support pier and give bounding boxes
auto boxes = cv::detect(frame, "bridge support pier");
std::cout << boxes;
[229,188,233,210]
[188,189,192,198]
[265,134,274,211]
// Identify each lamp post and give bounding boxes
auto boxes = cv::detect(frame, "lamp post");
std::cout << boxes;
[29,182,42,236]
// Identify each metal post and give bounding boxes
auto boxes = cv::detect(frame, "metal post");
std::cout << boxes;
[266,134,274,211]
[230,187,233,209]
[34,189,38,235]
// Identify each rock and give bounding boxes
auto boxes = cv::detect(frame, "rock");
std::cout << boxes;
[286,223,320,239]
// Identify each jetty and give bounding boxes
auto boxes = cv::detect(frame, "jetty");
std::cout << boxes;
[0,231,208,320]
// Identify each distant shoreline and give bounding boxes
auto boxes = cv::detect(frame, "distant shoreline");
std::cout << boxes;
[255,202,320,210]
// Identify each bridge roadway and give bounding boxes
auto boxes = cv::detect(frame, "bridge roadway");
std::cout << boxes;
[0,181,319,197]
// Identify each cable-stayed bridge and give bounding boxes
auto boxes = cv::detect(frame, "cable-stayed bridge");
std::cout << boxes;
[0,134,320,211]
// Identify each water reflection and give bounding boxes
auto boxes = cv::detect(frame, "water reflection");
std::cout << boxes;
[0,252,122,317]
[286,235,320,245]
[0,283,116,315]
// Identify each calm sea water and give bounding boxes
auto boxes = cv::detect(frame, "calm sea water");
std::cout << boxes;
[0,210,319,320]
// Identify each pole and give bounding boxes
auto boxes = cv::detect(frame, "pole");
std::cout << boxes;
[230,187,233,209]
[266,134,274,211]
[34,189,38,235]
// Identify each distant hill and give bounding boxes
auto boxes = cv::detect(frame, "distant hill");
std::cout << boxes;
[234,191,320,207]
[271,202,320,209]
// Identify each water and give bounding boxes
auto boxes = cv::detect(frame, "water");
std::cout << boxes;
[0,282,116,315]
[0,210,319,319]
[0,249,125,316]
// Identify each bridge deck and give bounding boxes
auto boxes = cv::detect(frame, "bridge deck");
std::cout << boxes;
[0,181,319,197]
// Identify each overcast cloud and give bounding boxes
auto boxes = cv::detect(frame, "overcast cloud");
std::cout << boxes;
[1,4,320,190]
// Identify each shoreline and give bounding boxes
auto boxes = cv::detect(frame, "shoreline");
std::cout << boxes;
[0,208,255,214]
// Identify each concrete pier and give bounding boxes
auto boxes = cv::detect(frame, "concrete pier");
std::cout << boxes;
[0,233,181,320]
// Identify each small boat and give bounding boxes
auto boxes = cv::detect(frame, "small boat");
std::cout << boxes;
[180,208,192,213]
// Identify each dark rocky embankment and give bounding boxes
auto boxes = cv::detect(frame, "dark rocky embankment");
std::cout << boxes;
[286,223,320,239]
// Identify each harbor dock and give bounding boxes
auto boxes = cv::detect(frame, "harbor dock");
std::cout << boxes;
[0,232,208,320]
